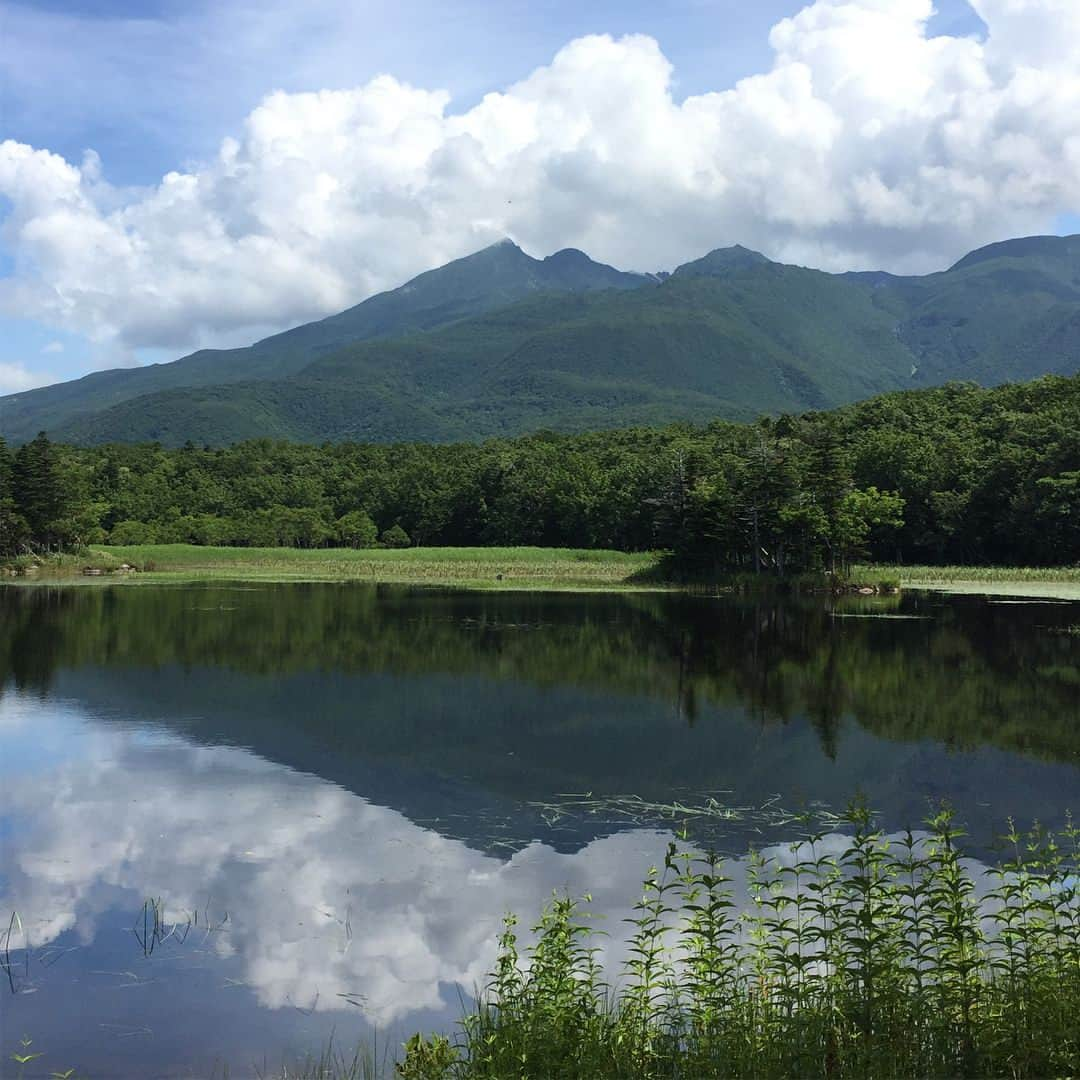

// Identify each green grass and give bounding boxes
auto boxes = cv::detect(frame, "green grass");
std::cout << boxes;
[857,563,1080,600]
[861,563,1080,582]
[0,550,131,580]
[394,808,1080,1080]
[10,547,1080,596]
[86,544,669,591]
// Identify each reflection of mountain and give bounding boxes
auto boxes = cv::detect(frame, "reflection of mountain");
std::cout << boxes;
[0,694,1001,1078]
[1,584,1078,849]
[2,584,1076,1075]
[0,695,679,1073]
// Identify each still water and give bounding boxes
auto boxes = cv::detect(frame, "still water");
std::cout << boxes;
[1,584,1078,1077]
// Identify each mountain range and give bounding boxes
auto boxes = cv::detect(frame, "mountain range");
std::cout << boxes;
[3,232,1080,446]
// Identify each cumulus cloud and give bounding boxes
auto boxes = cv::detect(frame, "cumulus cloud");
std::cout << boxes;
[1,0,1079,354]
[0,360,55,393]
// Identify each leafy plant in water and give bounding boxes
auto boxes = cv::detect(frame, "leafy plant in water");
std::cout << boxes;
[419,804,1080,1079]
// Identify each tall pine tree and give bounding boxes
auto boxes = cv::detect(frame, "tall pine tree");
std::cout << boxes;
[0,436,28,556]
[802,419,853,571]
[12,432,66,551]
[0,436,10,503]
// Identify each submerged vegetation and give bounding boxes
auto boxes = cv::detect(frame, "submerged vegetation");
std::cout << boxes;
[392,809,1080,1080]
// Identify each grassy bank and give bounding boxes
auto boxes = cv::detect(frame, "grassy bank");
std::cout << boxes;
[5,546,1080,597]
[84,544,668,590]
[857,563,1080,600]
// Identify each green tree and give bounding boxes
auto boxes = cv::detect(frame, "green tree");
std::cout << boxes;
[0,436,29,556]
[380,523,411,548]
[109,519,158,545]
[833,487,905,573]
[0,437,10,501]
[1032,471,1080,563]
[732,427,798,573]
[335,510,379,548]
[12,432,68,550]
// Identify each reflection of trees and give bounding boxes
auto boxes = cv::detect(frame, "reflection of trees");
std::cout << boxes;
[1,584,1079,767]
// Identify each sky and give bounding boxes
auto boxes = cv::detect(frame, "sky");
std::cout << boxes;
[1,0,1079,391]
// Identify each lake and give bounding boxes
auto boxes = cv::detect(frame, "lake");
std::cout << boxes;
[1,583,1078,1077]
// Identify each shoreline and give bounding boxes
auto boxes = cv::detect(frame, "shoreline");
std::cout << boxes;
[859,564,1080,601]
[3,546,1079,600]
[1,544,675,593]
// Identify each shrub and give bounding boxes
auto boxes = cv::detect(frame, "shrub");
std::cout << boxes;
[380,524,411,549]
[336,510,379,549]
[109,519,158,545]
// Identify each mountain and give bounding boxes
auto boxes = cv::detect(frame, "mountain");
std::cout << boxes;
[3,234,1080,447]
[0,240,648,444]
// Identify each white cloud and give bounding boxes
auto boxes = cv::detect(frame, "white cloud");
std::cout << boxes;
[1,0,1079,355]
[41,340,64,354]
[0,360,55,393]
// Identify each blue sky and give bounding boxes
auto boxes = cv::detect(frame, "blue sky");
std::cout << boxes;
[1,0,1077,390]
[3,0,985,188]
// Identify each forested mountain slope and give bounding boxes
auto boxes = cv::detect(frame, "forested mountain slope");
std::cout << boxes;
[0,240,648,444]
[3,234,1079,447]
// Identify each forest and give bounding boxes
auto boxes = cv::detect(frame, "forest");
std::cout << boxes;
[1,373,1078,571]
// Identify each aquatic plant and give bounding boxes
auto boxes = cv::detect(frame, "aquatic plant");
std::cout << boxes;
[265,1040,379,1080]
[6,1035,76,1080]
[397,808,1080,1079]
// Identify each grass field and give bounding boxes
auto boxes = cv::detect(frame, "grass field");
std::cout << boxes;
[6,547,1080,597]
[85,544,668,590]
[856,563,1080,600]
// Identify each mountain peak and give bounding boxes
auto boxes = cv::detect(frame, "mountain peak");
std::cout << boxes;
[672,245,772,279]
[543,247,593,265]
[479,236,526,255]
[537,247,648,292]
[949,233,1080,273]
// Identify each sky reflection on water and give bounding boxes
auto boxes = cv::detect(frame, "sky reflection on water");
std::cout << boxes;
[1,693,686,1075]
[1,584,1078,1077]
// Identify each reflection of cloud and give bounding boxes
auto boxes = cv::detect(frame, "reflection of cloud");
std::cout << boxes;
[0,694,680,1024]
[0,694,995,1029]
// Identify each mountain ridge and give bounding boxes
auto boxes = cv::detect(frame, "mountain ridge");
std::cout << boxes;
[0,239,649,442]
[3,233,1080,447]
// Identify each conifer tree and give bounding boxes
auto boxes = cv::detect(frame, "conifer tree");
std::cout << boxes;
[12,432,66,550]
[802,419,852,571]
[0,436,11,503]
[0,436,26,555]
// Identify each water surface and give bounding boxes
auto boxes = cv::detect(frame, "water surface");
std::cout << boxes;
[1,584,1078,1077]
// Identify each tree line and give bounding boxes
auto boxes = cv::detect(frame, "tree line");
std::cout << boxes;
[1,373,1078,569]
